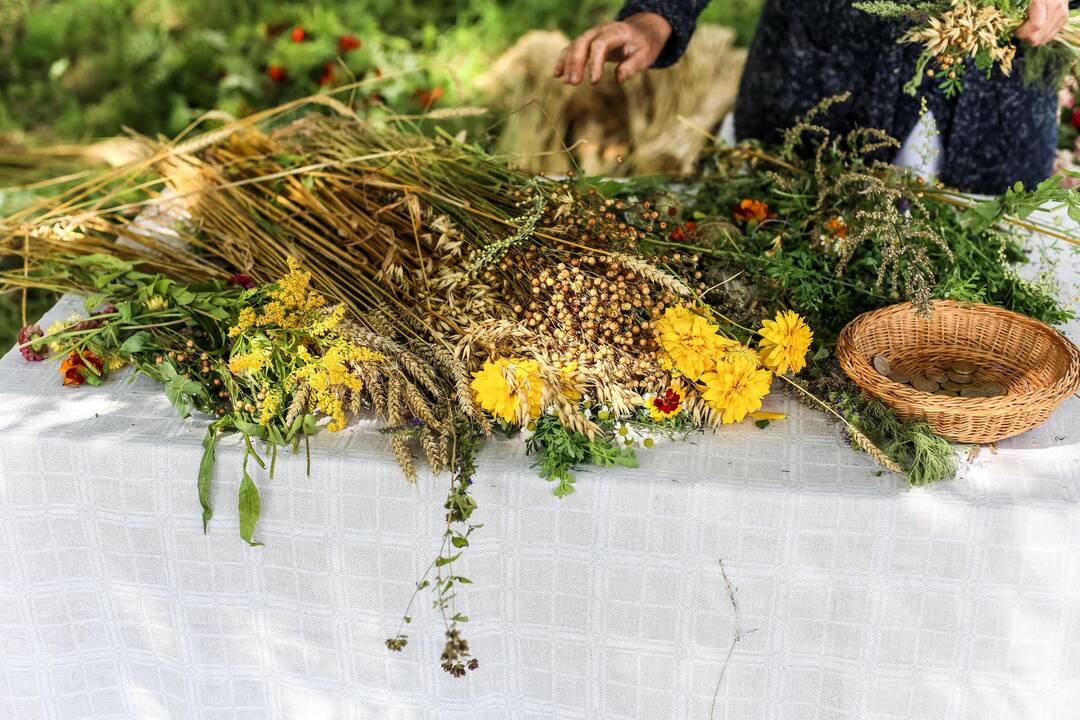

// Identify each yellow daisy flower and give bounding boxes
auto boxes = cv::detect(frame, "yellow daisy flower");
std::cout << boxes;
[758,310,813,376]
[470,357,543,426]
[715,342,761,366]
[654,306,731,381]
[699,355,773,425]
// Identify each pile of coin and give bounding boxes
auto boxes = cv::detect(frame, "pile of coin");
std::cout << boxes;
[872,355,1006,398]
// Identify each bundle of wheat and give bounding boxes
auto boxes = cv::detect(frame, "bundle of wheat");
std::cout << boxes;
[477,25,746,176]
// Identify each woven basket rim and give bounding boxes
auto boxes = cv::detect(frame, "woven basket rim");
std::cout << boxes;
[837,300,1080,417]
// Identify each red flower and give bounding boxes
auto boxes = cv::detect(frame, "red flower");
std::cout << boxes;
[59,350,104,386]
[669,221,696,242]
[267,64,287,83]
[290,26,306,43]
[733,199,774,224]
[1071,108,1080,130]
[414,86,444,109]
[652,388,681,414]
[337,34,362,53]
[18,324,48,362]
[229,273,255,289]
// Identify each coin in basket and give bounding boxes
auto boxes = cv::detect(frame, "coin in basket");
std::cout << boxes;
[947,371,973,384]
[960,387,988,398]
[934,389,958,397]
[887,371,911,384]
[981,382,1006,397]
[951,360,977,374]
[925,369,950,383]
[912,377,940,393]
[941,381,963,391]
[873,355,891,375]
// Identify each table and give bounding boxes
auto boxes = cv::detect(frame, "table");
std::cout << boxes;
[1,239,1079,720]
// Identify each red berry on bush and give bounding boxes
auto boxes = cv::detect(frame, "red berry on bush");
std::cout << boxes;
[267,64,287,83]
[1072,108,1080,130]
[318,62,336,87]
[337,34,362,53]
[291,26,306,43]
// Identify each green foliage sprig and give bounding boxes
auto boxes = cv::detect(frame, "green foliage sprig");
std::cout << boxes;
[525,414,639,498]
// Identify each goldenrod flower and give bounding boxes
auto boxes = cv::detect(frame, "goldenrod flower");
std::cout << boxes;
[700,355,773,425]
[647,381,685,422]
[228,342,269,376]
[258,389,281,426]
[310,305,345,336]
[229,307,257,338]
[758,310,813,376]
[654,306,730,381]
[470,357,543,425]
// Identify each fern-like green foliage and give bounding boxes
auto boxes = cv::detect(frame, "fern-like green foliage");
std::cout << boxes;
[526,415,638,498]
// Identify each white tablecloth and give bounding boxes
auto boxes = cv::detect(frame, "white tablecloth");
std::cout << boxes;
[2,239,1079,720]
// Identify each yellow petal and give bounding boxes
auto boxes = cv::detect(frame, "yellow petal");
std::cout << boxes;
[749,411,787,421]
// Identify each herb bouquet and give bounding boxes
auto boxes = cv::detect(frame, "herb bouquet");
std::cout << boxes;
[855,0,1080,96]
[2,97,854,676]
[4,90,1078,674]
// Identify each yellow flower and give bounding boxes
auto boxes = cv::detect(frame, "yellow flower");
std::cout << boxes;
[258,389,281,426]
[560,362,584,403]
[470,357,543,425]
[228,341,269,376]
[749,411,786,422]
[145,296,168,312]
[229,307,257,338]
[647,381,685,422]
[700,355,773,425]
[716,342,761,367]
[107,354,127,372]
[654,306,731,381]
[758,310,813,376]
[310,305,345,336]
[45,320,67,337]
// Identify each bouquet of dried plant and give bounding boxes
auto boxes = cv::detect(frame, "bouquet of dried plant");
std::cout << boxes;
[855,0,1080,96]
[2,94,861,676]
[5,90,1077,674]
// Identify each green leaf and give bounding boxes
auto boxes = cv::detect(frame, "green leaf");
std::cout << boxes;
[118,302,134,322]
[755,419,771,429]
[234,419,268,440]
[450,535,469,548]
[82,294,106,313]
[171,287,196,306]
[435,552,461,567]
[199,426,217,533]
[119,331,152,355]
[70,253,133,273]
[238,468,262,547]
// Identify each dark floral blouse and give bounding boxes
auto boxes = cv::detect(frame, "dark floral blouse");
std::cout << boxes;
[616,0,1060,194]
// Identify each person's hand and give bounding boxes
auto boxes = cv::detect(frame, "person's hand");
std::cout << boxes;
[554,13,672,85]
[1016,0,1070,46]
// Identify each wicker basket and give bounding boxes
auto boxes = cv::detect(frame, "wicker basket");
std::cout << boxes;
[836,300,1080,444]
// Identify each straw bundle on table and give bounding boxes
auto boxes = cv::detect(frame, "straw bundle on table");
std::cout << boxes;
[477,25,746,176]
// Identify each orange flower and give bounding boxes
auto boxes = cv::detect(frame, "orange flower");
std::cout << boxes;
[824,216,847,239]
[734,199,773,224]
[60,350,104,386]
